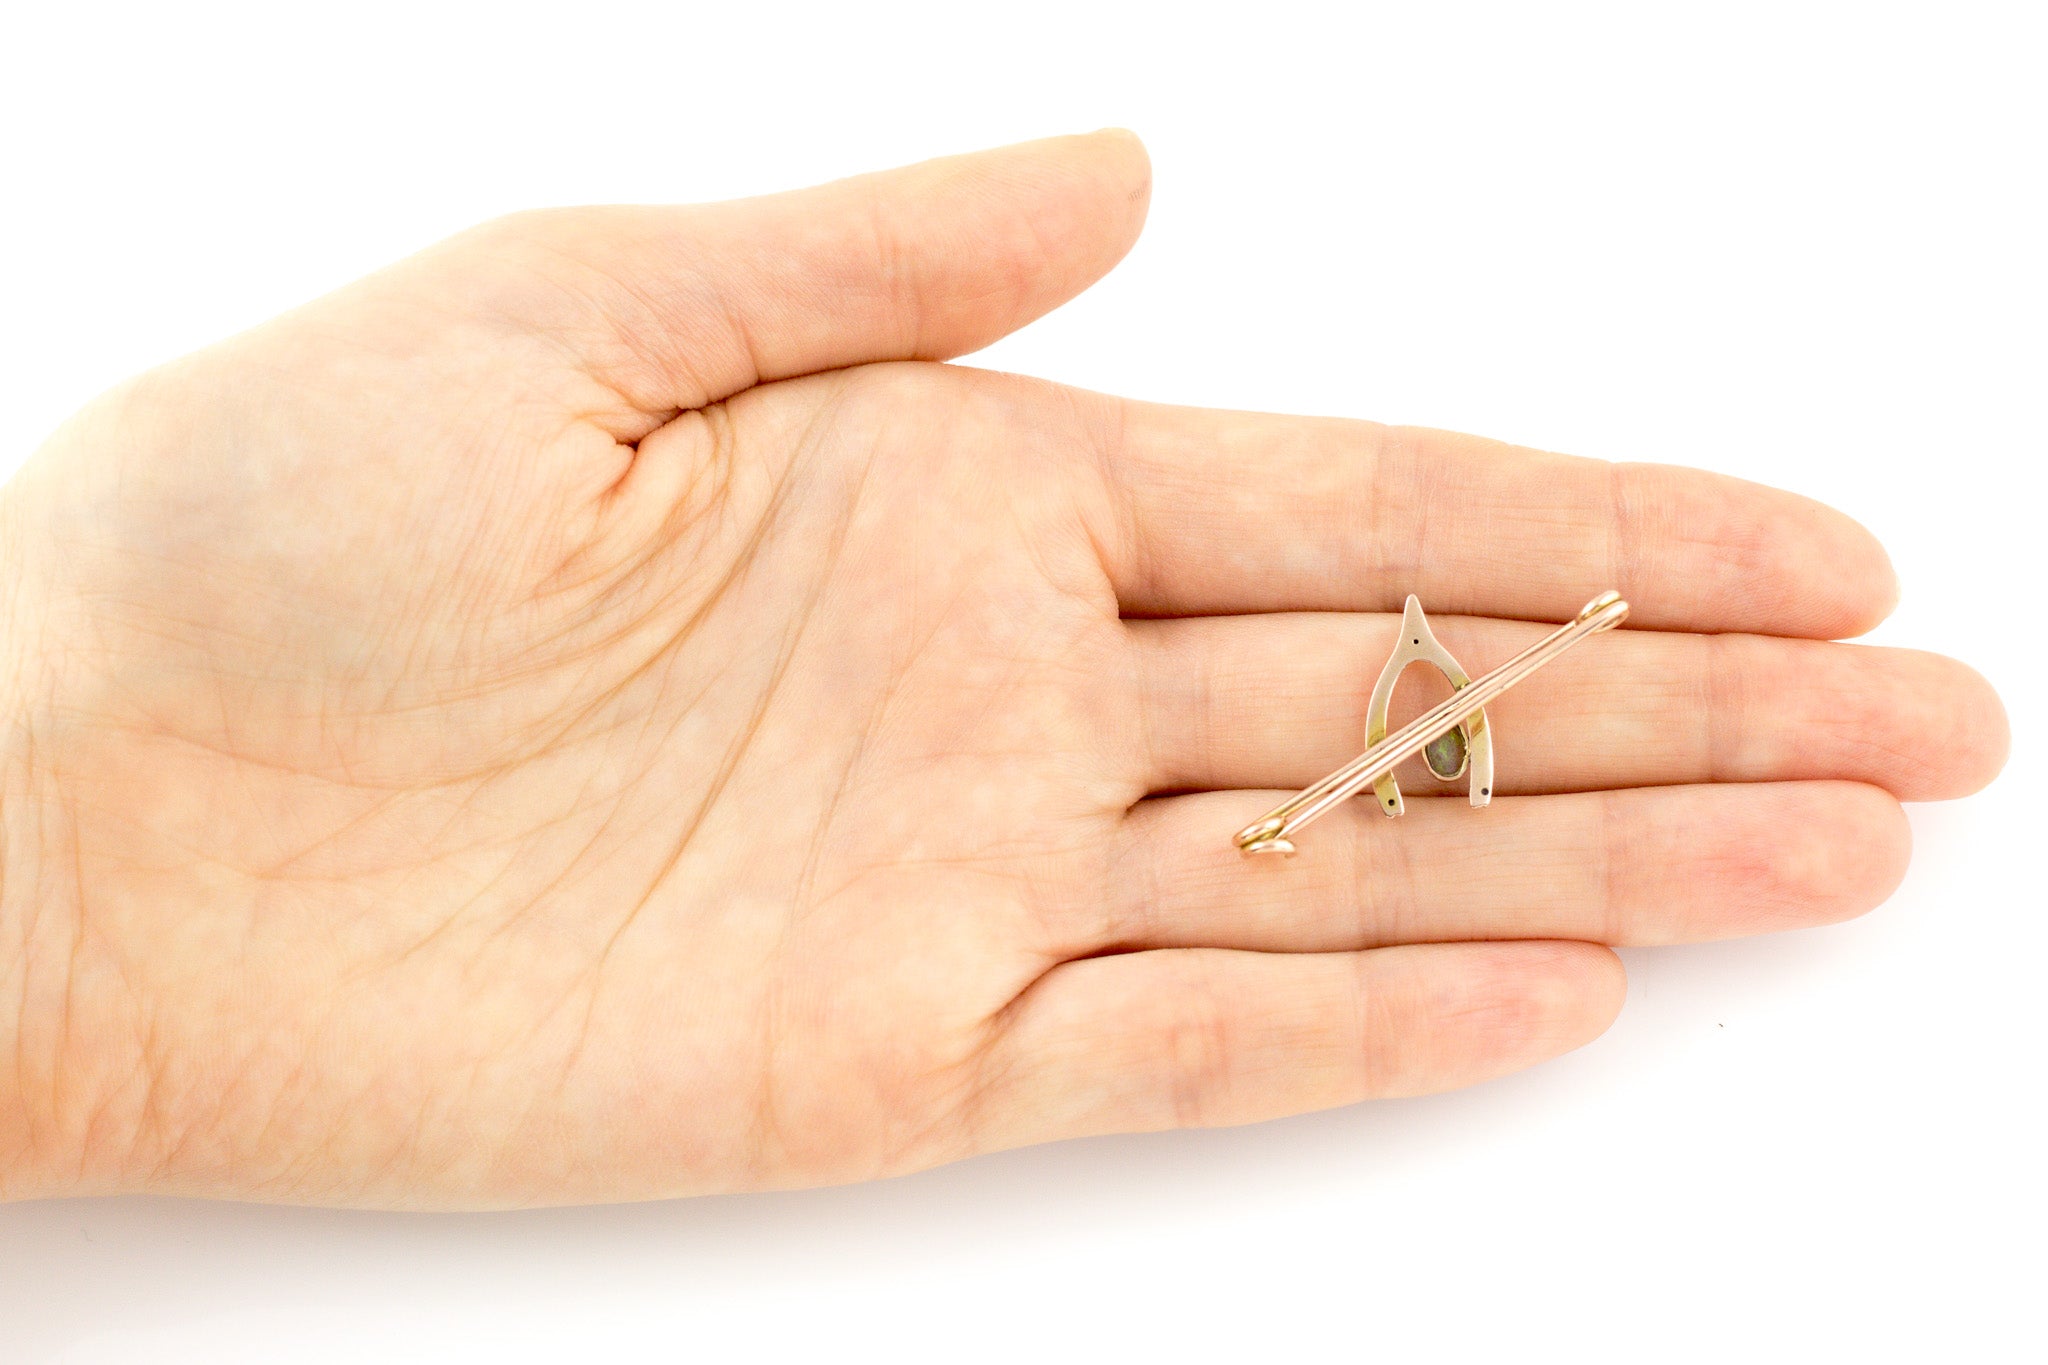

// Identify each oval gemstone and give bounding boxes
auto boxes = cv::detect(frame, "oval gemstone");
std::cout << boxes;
[1424,725,1468,780]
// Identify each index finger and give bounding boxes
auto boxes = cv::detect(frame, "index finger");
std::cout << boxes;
[1076,400,1897,636]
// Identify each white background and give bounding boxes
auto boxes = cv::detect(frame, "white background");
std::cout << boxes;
[3,1,2042,1360]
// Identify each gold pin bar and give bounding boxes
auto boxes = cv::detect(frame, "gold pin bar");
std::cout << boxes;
[1233,590,1630,856]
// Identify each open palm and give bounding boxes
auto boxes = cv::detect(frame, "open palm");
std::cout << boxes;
[0,133,2005,1207]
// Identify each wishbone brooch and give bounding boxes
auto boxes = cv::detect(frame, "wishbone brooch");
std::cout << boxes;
[1364,592,1496,818]
[1233,590,1629,857]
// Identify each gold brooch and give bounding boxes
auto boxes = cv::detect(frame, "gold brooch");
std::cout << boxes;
[1233,591,1629,856]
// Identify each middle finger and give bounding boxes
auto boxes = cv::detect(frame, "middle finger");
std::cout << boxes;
[1122,612,2004,802]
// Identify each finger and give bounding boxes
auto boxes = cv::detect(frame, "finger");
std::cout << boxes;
[1080,782,1908,957]
[475,130,1151,415]
[1081,404,1896,635]
[1124,612,2009,802]
[978,941,1622,1145]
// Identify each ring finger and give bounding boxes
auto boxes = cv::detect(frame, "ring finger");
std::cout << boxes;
[1086,781,1910,956]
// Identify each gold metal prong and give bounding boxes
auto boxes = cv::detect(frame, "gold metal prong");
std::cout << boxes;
[1576,590,1629,627]
[1233,816,1288,850]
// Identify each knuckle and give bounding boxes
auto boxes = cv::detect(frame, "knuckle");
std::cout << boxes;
[1155,968,1237,1128]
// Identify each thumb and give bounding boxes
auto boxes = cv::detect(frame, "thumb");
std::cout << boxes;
[471,130,1152,414]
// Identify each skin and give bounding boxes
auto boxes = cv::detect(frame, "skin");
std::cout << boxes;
[0,132,2007,1209]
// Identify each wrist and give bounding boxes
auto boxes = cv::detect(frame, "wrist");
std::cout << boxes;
[0,488,92,1201]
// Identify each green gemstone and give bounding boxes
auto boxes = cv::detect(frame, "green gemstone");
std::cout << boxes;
[1424,726,1468,780]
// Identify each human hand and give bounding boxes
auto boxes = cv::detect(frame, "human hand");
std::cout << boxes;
[0,132,2006,1207]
